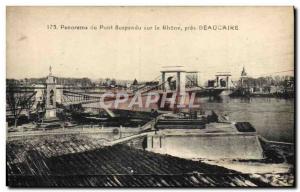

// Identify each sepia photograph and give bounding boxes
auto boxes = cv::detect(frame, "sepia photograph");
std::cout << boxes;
[6,6,295,187]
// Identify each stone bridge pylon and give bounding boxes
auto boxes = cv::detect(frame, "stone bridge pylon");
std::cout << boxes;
[45,66,58,121]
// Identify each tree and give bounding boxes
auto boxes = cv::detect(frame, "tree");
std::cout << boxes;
[6,82,36,128]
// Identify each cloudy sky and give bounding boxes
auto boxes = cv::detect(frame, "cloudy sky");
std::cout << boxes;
[7,6,294,83]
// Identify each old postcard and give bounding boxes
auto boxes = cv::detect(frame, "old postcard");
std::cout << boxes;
[6,6,294,187]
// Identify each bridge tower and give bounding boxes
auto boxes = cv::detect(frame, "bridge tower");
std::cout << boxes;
[160,66,187,113]
[44,66,58,120]
[215,73,231,89]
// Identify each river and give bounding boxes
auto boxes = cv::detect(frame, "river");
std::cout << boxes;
[196,96,294,143]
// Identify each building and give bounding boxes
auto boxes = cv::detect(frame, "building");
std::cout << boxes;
[240,66,249,87]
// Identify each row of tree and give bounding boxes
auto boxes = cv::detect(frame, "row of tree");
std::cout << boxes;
[6,81,37,127]
[239,75,294,88]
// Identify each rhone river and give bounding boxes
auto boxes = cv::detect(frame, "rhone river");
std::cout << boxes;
[197,97,294,143]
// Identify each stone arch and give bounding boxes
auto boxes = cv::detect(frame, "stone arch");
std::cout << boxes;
[50,89,54,106]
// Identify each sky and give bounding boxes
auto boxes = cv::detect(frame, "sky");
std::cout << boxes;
[6,6,294,83]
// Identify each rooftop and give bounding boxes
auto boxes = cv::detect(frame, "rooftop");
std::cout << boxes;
[7,135,271,187]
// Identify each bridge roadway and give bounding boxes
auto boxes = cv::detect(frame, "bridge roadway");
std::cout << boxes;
[8,85,227,109]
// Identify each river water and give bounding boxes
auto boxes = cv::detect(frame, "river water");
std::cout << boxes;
[196,97,294,143]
